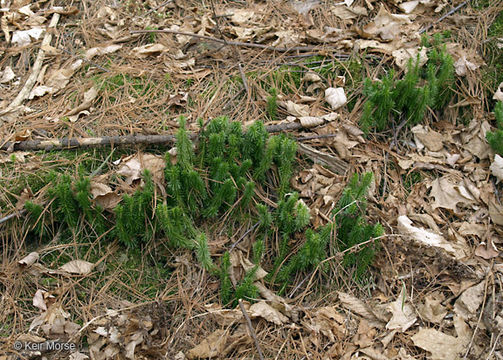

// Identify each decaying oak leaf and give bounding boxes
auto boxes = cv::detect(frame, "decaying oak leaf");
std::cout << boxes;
[429,176,477,212]
[0,66,15,83]
[303,306,347,342]
[186,329,228,359]
[116,153,165,188]
[454,281,485,320]
[392,47,427,70]
[299,116,324,128]
[494,82,503,101]
[411,125,444,152]
[411,328,466,360]
[363,5,411,41]
[85,44,122,60]
[338,291,387,327]
[488,197,503,226]
[418,292,447,324]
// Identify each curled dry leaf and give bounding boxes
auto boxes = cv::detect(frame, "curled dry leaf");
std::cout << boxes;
[299,116,324,128]
[488,197,503,226]
[19,251,39,267]
[397,215,466,260]
[283,100,310,117]
[454,281,485,319]
[249,301,289,325]
[303,71,322,82]
[132,44,168,58]
[90,181,121,210]
[33,289,48,311]
[494,82,503,101]
[85,44,122,60]
[303,306,347,342]
[411,125,444,152]
[59,260,94,275]
[12,27,44,46]
[490,154,503,183]
[338,291,387,327]
[392,47,427,70]
[474,238,500,260]
[0,66,15,83]
[324,87,347,110]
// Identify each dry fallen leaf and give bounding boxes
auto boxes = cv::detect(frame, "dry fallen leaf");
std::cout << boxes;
[454,281,485,319]
[488,197,503,226]
[85,44,122,60]
[385,288,417,332]
[186,329,228,359]
[363,5,411,41]
[60,260,95,275]
[397,215,466,260]
[338,291,387,326]
[490,154,503,183]
[33,289,48,311]
[299,116,324,128]
[117,153,166,188]
[283,100,310,117]
[474,238,500,259]
[411,328,466,360]
[418,292,447,324]
[0,66,15,83]
[325,87,347,110]
[494,82,503,101]
[132,44,168,58]
[429,176,477,212]
[19,252,39,267]
[411,125,444,152]
[249,301,289,325]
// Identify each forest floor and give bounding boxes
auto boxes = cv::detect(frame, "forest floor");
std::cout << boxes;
[1,0,503,359]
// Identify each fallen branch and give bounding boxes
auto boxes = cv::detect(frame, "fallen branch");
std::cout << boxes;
[130,29,344,53]
[0,122,303,151]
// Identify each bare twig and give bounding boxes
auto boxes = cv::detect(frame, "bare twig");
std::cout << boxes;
[419,1,470,34]
[0,13,60,116]
[297,133,338,141]
[144,0,173,16]
[239,299,265,360]
[238,63,250,95]
[0,210,26,226]
[229,222,259,252]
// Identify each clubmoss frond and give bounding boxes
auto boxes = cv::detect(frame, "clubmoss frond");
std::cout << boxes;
[195,233,214,271]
